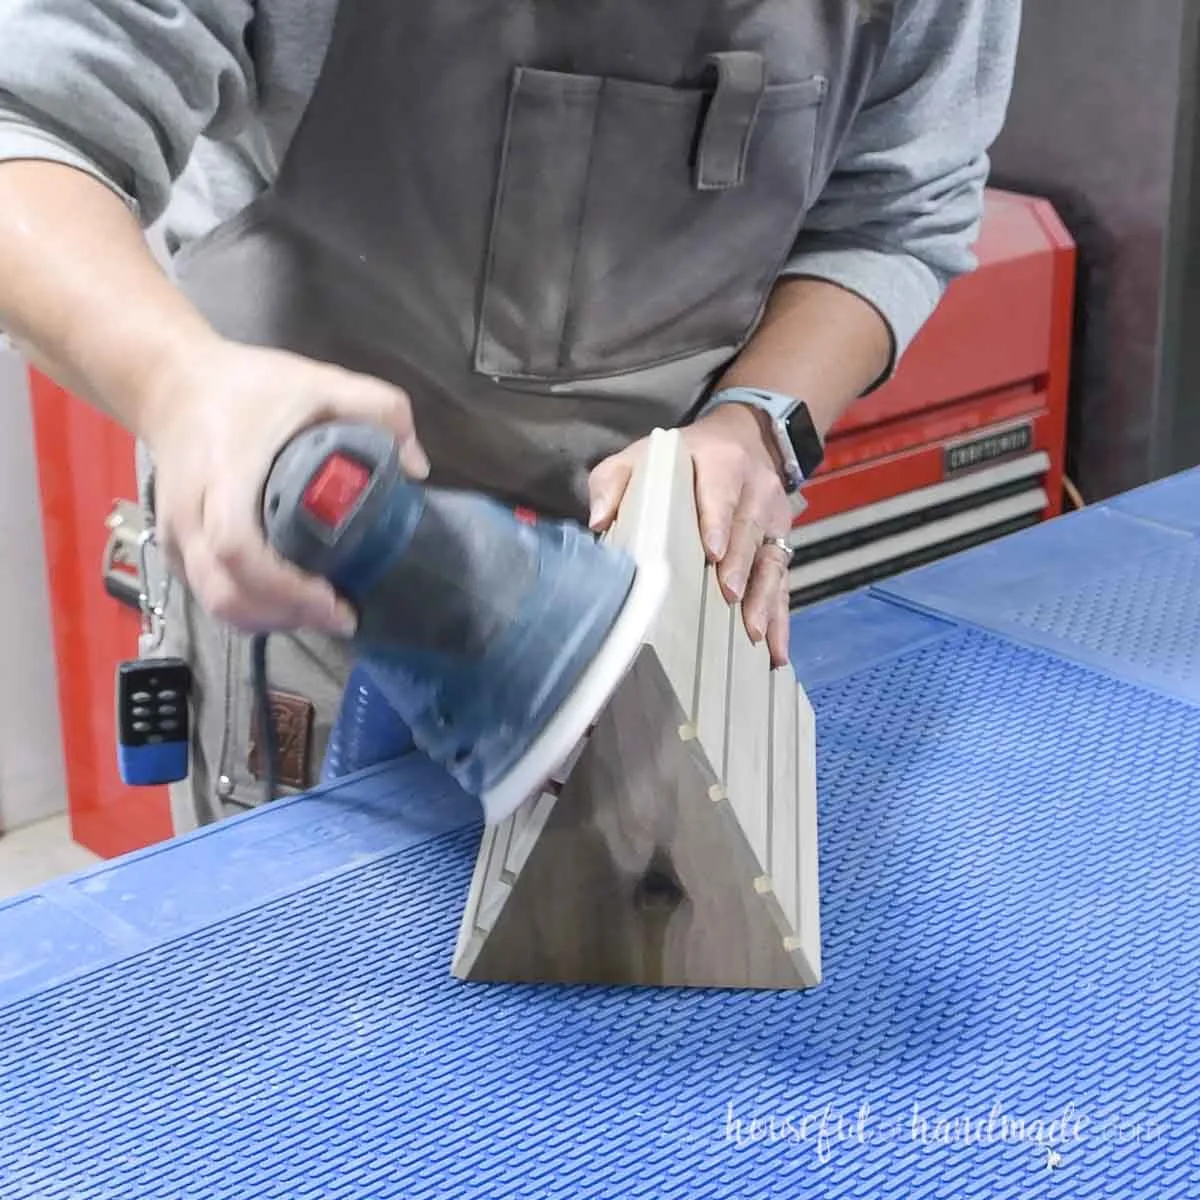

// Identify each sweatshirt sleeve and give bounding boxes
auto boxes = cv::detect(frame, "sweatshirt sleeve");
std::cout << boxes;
[0,0,256,224]
[784,0,1021,374]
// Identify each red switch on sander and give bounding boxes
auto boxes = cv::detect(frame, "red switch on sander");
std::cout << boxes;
[302,453,372,528]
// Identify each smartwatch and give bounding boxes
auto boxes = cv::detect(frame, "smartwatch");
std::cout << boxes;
[698,387,825,494]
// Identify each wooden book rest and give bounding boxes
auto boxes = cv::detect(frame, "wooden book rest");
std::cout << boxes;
[452,429,821,990]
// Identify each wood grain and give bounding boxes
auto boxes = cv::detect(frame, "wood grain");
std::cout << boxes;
[455,650,813,989]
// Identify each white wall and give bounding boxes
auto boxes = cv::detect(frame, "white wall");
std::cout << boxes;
[0,335,68,831]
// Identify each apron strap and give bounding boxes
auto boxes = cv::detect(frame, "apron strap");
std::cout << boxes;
[694,50,767,191]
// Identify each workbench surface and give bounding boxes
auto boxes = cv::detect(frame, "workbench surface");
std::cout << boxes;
[3,470,1198,1199]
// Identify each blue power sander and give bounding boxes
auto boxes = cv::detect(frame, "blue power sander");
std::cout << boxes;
[261,421,668,824]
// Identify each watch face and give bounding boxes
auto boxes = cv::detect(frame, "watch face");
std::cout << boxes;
[785,403,825,477]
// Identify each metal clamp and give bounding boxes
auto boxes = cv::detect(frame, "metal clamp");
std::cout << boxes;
[136,526,172,655]
[102,499,146,610]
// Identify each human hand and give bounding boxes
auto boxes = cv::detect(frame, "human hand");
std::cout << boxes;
[588,403,794,666]
[136,336,428,635]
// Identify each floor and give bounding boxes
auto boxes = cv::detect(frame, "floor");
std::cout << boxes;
[0,814,101,901]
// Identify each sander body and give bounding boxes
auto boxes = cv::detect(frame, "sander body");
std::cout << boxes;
[262,422,666,823]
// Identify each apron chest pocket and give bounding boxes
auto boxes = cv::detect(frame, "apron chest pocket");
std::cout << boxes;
[475,55,826,383]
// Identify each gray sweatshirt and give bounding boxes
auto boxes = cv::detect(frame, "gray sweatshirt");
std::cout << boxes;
[0,0,1019,363]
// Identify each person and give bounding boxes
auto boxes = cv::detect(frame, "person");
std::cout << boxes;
[0,0,1019,832]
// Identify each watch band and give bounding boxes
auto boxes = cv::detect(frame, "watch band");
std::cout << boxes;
[698,386,825,492]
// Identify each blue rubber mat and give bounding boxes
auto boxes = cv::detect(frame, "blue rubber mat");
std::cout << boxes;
[2,625,1198,1199]
[788,591,956,691]
[1110,465,1200,535]
[0,756,477,1008]
[875,503,1200,706]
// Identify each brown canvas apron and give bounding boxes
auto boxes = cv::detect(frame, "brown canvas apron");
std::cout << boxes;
[157,0,885,830]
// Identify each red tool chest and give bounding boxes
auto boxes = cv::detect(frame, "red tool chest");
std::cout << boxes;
[30,375,172,858]
[787,189,1076,606]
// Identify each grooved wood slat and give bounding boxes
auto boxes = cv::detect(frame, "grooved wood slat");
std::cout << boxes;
[724,632,772,869]
[693,565,734,791]
[768,666,800,933]
[794,690,822,984]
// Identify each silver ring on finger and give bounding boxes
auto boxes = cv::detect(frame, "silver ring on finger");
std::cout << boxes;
[761,535,792,558]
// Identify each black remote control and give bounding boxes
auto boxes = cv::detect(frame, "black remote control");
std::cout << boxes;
[115,657,192,786]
